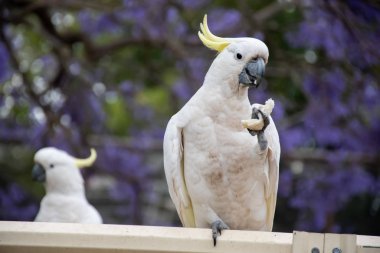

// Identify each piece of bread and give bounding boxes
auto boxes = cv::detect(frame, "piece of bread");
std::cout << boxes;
[241,98,275,131]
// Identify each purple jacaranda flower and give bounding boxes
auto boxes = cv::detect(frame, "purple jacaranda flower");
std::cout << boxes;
[182,0,210,10]
[63,91,106,132]
[166,8,188,37]
[288,165,375,232]
[280,127,309,151]
[0,43,12,83]
[0,183,38,221]
[208,9,242,35]
[172,79,193,103]
[279,169,293,198]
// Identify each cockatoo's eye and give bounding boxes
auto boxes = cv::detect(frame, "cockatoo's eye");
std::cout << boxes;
[49,164,54,169]
[236,53,243,60]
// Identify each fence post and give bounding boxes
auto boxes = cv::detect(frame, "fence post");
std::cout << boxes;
[324,233,357,253]
[292,231,324,253]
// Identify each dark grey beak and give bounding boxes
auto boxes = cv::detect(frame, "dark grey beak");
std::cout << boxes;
[32,164,46,182]
[239,58,265,87]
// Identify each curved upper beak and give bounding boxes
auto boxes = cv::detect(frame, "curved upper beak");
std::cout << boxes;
[32,164,46,182]
[239,58,266,87]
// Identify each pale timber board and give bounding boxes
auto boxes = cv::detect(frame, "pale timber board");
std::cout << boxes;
[0,221,293,253]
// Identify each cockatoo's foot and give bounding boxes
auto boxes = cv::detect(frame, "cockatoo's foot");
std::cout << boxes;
[251,107,270,131]
[211,220,229,246]
[248,108,269,151]
[257,131,268,150]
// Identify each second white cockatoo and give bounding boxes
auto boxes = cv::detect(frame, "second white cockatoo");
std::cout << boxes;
[163,15,280,245]
[32,147,102,224]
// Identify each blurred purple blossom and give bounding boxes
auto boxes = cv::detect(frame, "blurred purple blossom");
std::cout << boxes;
[248,85,269,103]
[110,182,136,202]
[94,145,152,224]
[278,169,293,198]
[280,127,310,151]
[287,1,380,66]
[120,81,139,98]
[271,99,285,121]
[0,183,38,221]
[43,127,81,153]
[303,69,346,101]
[132,105,154,122]
[290,166,374,231]
[346,0,380,23]
[78,10,122,36]
[208,9,242,35]
[181,0,210,10]
[0,122,30,143]
[110,182,140,223]
[116,1,168,39]
[283,1,380,232]
[129,127,164,150]
[253,31,265,41]
[0,43,11,83]
[27,123,48,148]
[96,146,149,181]
[172,79,193,102]
[187,57,208,81]
[166,8,188,36]
[63,91,106,132]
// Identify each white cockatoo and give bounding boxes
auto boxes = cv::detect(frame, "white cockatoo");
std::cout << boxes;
[32,147,102,224]
[163,15,280,245]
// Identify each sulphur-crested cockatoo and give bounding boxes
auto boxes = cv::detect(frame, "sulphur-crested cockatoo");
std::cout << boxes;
[163,15,280,245]
[32,147,102,224]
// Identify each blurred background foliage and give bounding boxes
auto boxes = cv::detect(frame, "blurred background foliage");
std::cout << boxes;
[0,0,379,235]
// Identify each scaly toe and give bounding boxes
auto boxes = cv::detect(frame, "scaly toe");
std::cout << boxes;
[211,220,229,246]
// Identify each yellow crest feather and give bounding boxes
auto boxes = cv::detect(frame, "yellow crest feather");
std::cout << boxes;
[198,14,230,52]
[74,148,97,169]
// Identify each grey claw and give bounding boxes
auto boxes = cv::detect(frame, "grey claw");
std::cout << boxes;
[211,220,229,246]
[249,107,270,150]
[257,131,268,150]
[248,129,256,136]
[251,108,270,131]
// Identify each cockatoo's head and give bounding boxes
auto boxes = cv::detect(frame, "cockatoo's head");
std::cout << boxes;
[32,147,97,194]
[199,15,269,88]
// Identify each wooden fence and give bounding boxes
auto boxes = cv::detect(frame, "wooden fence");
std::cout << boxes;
[0,221,379,253]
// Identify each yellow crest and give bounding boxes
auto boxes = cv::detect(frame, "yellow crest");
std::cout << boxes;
[74,148,97,168]
[198,15,230,52]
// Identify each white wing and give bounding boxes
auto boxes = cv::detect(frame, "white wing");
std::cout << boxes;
[163,115,195,227]
[264,116,281,231]
[251,103,280,231]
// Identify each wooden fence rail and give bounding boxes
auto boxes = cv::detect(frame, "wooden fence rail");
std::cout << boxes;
[0,221,379,253]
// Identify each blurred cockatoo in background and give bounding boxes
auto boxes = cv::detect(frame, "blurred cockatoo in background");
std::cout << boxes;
[32,147,102,224]
[163,15,280,245]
